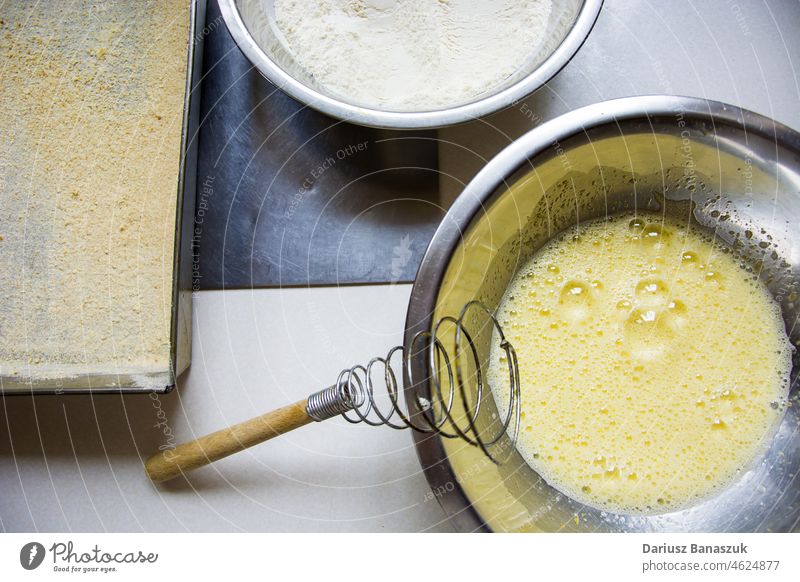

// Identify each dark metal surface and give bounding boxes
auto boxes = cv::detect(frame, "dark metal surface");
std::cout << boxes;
[195,1,446,289]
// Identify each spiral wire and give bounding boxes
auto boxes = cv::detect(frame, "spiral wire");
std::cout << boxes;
[306,301,521,463]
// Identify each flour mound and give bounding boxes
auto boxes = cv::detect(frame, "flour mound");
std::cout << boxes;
[269,0,553,111]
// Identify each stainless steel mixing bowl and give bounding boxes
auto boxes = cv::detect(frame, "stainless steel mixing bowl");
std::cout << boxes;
[218,0,603,129]
[405,95,800,532]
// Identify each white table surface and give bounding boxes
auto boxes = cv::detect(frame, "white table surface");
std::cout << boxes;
[1,287,452,532]
[2,0,799,532]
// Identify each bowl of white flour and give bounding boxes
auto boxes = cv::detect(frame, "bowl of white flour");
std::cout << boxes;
[219,0,602,128]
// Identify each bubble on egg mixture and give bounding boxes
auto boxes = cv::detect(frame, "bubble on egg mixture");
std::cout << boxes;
[489,212,792,515]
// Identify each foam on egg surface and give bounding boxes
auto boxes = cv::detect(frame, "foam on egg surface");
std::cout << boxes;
[489,213,792,514]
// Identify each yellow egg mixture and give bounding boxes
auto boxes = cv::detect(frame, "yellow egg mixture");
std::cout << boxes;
[489,213,792,514]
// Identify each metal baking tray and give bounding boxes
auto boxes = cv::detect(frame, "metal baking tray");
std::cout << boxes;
[0,0,206,394]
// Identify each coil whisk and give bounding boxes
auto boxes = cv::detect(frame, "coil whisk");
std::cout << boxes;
[143,300,521,482]
[306,300,521,463]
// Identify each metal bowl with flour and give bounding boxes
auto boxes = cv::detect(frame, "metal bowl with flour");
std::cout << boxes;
[217,0,602,129]
[406,95,800,532]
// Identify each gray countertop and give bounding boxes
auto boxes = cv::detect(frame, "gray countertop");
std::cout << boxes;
[2,0,799,532]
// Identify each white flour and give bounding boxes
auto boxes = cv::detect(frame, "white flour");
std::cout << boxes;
[270,0,553,110]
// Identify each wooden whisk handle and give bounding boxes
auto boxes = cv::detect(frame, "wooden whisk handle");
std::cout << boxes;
[145,399,313,483]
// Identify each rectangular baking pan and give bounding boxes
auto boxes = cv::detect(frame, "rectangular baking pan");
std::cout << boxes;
[0,0,206,394]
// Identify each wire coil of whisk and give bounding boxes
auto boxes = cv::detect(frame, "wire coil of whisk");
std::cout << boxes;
[306,301,521,463]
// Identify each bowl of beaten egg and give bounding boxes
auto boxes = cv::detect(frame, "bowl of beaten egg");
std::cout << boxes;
[405,95,800,532]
